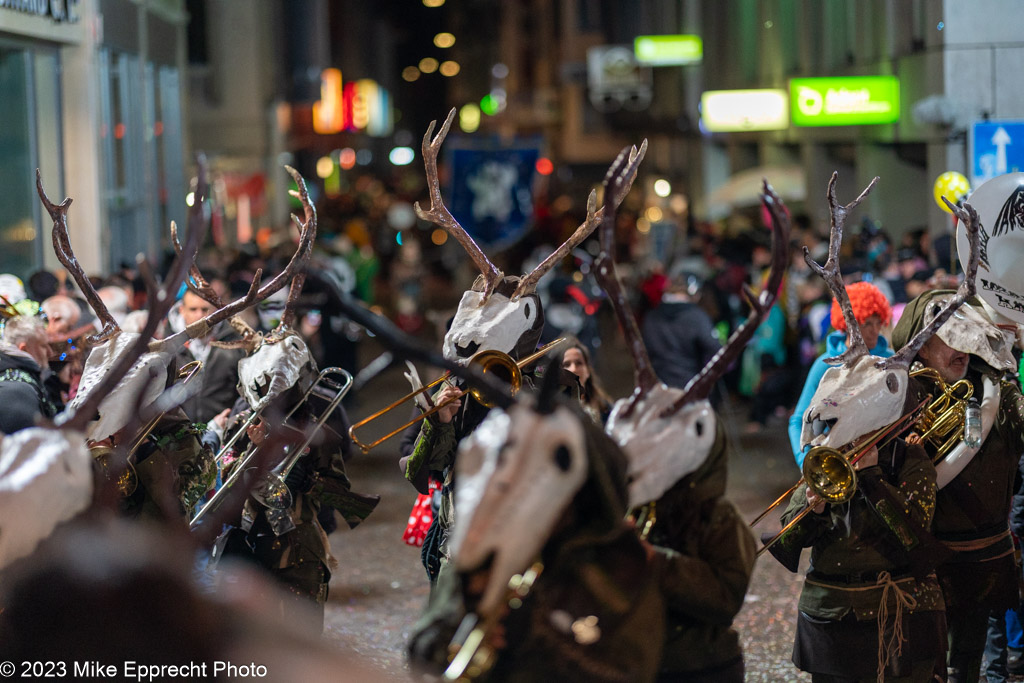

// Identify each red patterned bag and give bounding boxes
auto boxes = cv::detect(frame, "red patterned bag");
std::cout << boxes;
[403,478,440,547]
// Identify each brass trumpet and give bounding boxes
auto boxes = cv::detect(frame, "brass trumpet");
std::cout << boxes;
[908,365,974,462]
[348,338,566,453]
[752,401,926,557]
[91,360,204,496]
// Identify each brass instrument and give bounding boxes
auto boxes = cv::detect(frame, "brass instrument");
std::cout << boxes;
[189,367,352,529]
[752,402,926,557]
[444,562,544,682]
[908,365,974,462]
[91,360,204,496]
[348,338,566,454]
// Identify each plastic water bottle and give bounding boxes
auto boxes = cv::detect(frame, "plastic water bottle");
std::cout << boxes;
[964,397,982,449]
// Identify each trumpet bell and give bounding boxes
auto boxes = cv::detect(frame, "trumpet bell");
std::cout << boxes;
[90,445,139,497]
[802,446,856,504]
[250,475,292,510]
[466,350,522,407]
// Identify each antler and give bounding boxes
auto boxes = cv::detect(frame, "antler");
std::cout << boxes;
[414,108,503,298]
[36,170,119,345]
[664,180,792,413]
[153,166,316,352]
[279,165,315,329]
[513,140,648,299]
[57,156,210,431]
[882,198,981,370]
[594,145,658,402]
[802,172,879,366]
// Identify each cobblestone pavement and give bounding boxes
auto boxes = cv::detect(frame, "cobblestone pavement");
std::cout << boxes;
[321,334,1020,681]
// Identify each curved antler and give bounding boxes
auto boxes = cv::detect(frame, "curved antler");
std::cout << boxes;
[36,170,119,345]
[57,156,210,431]
[514,140,648,299]
[881,198,981,370]
[153,166,316,352]
[663,180,792,413]
[802,172,879,366]
[279,165,316,329]
[594,145,657,400]
[414,108,503,298]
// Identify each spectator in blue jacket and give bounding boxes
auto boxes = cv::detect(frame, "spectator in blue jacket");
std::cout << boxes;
[788,281,893,467]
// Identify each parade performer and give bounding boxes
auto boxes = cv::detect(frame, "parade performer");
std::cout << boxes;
[769,175,983,682]
[396,109,643,583]
[597,156,789,681]
[0,313,61,434]
[199,170,379,630]
[890,287,1024,683]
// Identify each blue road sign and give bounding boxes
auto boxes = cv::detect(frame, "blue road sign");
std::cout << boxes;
[971,120,1024,186]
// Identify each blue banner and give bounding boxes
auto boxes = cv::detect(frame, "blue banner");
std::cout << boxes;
[448,147,539,248]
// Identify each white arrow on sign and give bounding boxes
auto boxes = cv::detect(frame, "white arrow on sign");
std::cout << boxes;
[993,126,1011,174]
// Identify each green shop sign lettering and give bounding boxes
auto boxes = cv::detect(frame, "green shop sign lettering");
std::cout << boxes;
[0,0,79,23]
[789,76,899,126]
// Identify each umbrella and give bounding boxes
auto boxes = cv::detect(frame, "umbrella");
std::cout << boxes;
[707,165,806,218]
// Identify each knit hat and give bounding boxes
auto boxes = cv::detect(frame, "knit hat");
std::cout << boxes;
[830,281,891,332]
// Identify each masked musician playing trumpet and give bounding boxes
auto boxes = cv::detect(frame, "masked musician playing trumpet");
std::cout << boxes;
[890,288,1024,683]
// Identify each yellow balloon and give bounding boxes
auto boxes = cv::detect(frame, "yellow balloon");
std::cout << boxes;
[933,171,971,214]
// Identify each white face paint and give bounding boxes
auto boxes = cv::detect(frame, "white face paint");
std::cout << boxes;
[442,290,540,363]
[925,300,1016,372]
[800,354,908,451]
[69,334,172,440]
[606,384,717,508]
[0,427,92,569]
[237,332,315,411]
[450,404,587,618]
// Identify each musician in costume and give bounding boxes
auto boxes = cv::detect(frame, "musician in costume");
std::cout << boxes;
[408,378,665,683]
[399,108,632,584]
[891,290,1024,683]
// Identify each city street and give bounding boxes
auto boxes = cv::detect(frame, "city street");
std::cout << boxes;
[321,328,811,682]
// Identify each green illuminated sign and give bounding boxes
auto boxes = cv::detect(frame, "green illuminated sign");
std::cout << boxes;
[790,76,900,126]
[634,35,702,66]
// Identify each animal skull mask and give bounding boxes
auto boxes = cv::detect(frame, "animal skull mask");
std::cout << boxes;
[448,403,588,617]
[925,298,1016,372]
[68,333,172,440]
[442,285,543,364]
[800,354,909,451]
[606,385,717,509]
[0,427,92,569]
[236,331,316,411]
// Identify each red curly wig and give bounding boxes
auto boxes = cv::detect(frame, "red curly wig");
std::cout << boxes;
[830,281,891,332]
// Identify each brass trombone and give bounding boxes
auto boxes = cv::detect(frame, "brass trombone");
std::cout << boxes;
[189,367,353,529]
[753,400,927,557]
[91,359,204,497]
[348,338,566,453]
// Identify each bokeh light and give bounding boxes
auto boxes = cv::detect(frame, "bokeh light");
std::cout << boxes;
[389,147,415,166]
[316,156,334,178]
[535,158,554,176]
[439,61,460,77]
[339,147,356,170]
[419,57,439,74]
[459,103,481,133]
[434,32,455,48]
[402,66,421,82]
[431,229,448,246]
[653,179,672,197]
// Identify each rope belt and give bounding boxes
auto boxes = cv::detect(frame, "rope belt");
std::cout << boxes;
[941,528,1011,553]
[875,570,918,682]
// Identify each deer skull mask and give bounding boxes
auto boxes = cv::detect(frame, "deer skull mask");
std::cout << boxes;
[607,386,717,509]
[443,284,543,363]
[237,331,316,411]
[448,403,588,617]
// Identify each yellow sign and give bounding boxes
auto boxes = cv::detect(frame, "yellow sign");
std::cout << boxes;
[701,89,788,132]
[634,35,702,66]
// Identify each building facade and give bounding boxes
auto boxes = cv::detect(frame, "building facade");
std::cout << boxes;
[0,0,188,283]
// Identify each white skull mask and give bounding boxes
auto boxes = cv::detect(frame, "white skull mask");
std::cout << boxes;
[606,384,717,509]
[237,332,315,411]
[800,354,908,451]
[925,299,1017,372]
[443,289,542,363]
[449,403,588,618]
[0,427,92,569]
[68,334,172,441]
